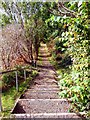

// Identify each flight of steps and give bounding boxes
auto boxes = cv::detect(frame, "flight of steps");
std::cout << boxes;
[11,44,85,119]
[11,78,83,119]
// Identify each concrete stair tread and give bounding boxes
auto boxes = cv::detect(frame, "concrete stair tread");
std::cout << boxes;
[21,91,59,98]
[12,99,71,114]
[26,88,59,91]
[23,90,59,93]
[30,85,59,88]
[21,93,59,99]
[32,82,57,85]
[20,90,59,99]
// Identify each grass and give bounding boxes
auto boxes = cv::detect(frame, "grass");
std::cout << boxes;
[1,70,38,118]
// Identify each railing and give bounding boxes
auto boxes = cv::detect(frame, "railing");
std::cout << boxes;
[0,66,38,112]
[0,68,27,91]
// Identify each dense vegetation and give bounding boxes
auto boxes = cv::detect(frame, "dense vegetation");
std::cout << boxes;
[2,68,38,117]
[46,2,90,115]
[0,0,90,117]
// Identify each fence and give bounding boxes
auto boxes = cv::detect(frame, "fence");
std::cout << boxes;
[0,66,37,112]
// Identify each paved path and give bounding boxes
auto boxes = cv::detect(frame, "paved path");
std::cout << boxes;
[11,44,84,119]
[20,44,60,99]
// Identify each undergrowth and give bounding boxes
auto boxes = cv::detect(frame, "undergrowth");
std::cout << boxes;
[1,67,38,118]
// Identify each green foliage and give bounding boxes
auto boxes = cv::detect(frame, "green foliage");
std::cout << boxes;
[45,1,90,114]
[31,70,38,77]
[2,65,38,92]
[1,14,11,26]
[2,69,38,117]
[2,72,15,89]
[56,2,90,113]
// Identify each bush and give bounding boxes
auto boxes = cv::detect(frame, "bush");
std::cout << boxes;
[54,2,90,113]
[57,16,90,112]
[2,72,16,91]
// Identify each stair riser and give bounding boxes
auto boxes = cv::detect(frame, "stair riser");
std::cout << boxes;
[11,113,86,119]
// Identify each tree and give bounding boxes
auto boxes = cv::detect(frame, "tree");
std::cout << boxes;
[1,1,46,68]
[0,24,26,69]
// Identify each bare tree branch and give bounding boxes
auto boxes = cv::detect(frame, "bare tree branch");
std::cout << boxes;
[48,2,76,18]
[10,2,24,29]
[59,2,75,14]
[58,2,76,18]
[48,8,62,16]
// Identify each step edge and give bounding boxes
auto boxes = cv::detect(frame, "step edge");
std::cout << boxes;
[11,112,86,115]
[18,98,72,101]
[23,90,59,92]
[10,112,86,118]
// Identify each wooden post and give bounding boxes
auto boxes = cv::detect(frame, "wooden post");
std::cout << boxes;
[24,69,26,80]
[15,71,18,91]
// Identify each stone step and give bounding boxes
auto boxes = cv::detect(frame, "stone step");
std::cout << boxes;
[25,88,59,91]
[11,112,85,119]
[30,85,59,89]
[32,81,58,86]
[33,79,58,83]
[23,89,59,93]
[20,91,59,99]
[12,99,71,114]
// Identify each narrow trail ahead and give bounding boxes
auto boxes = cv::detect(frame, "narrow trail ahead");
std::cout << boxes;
[11,44,82,119]
[20,44,60,99]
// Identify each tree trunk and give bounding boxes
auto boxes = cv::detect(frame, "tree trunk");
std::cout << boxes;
[26,39,33,63]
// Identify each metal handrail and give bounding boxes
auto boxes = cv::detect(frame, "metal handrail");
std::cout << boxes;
[0,66,38,75]
[0,65,37,112]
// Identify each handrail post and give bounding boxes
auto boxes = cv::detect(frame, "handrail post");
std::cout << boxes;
[24,69,26,81]
[0,95,2,112]
[15,71,18,91]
